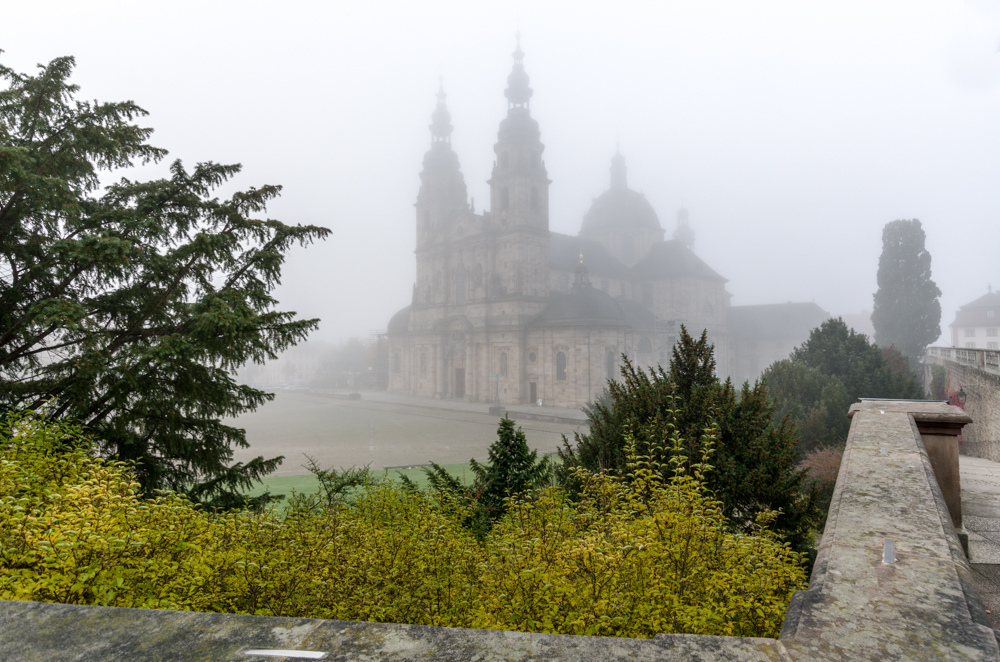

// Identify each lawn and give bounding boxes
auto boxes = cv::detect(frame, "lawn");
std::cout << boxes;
[244,462,476,510]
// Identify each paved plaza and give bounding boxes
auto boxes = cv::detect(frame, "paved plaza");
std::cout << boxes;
[961,454,1000,629]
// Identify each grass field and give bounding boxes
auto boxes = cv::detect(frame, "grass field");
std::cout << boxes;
[230,391,581,510]
[244,462,478,510]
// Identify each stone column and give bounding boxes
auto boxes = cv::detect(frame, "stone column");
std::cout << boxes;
[916,418,968,529]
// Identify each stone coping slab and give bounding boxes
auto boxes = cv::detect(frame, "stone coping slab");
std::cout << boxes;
[0,600,790,662]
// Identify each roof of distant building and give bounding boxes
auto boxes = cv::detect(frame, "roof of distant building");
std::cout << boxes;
[632,240,727,282]
[950,291,1000,328]
[549,233,632,279]
[614,296,658,332]
[529,283,629,328]
[728,302,830,340]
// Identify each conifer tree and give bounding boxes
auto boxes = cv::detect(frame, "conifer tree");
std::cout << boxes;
[419,417,550,537]
[470,417,551,522]
[764,318,925,453]
[0,56,329,506]
[559,327,818,552]
[872,219,941,370]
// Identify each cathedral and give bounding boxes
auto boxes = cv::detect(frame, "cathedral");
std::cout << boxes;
[386,43,827,408]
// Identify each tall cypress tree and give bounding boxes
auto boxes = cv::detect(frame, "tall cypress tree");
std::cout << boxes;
[872,219,941,370]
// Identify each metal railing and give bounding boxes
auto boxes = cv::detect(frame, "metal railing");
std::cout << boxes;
[927,346,1000,375]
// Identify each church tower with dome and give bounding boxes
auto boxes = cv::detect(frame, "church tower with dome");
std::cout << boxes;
[386,43,829,408]
[578,149,665,267]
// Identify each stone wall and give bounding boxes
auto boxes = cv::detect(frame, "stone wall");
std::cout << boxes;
[926,347,1000,462]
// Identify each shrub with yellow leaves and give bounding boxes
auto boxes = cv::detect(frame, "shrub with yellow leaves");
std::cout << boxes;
[0,410,806,638]
[472,422,806,638]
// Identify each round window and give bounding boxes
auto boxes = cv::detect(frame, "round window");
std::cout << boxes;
[528,352,537,363]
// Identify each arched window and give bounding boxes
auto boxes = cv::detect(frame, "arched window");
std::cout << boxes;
[531,187,540,210]
[500,352,508,378]
[702,302,715,318]
[638,337,652,354]
[420,352,427,375]
[556,352,567,381]
[607,350,616,381]
[473,263,483,288]
[500,187,510,210]
[393,352,401,374]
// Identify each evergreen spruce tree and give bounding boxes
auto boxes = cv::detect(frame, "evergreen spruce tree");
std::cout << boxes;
[419,417,550,537]
[872,219,942,370]
[470,417,551,522]
[0,56,329,507]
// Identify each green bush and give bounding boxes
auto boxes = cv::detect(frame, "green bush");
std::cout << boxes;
[0,411,806,638]
[764,318,926,453]
[559,327,818,554]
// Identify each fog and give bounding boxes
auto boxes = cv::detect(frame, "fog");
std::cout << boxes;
[4,1,1000,344]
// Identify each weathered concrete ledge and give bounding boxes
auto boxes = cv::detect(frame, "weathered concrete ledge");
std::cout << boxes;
[780,400,997,660]
[1,400,997,661]
[0,599,789,661]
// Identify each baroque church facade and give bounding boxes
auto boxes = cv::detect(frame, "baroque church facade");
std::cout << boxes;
[386,45,827,408]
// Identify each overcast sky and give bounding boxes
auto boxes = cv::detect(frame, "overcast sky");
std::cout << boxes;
[4,0,999,345]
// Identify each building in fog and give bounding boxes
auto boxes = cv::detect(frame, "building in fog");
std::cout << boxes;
[951,290,1000,349]
[386,43,826,408]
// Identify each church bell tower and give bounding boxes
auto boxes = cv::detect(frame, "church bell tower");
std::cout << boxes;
[414,82,469,306]
[487,38,550,300]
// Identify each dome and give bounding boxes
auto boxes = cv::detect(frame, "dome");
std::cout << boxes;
[387,305,411,334]
[529,284,628,328]
[580,152,662,236]
[580,187,662,236]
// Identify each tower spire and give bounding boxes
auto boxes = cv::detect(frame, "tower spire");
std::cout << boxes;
[504,36,533,111]
[610,148,627,189]
[430,77,453,143]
